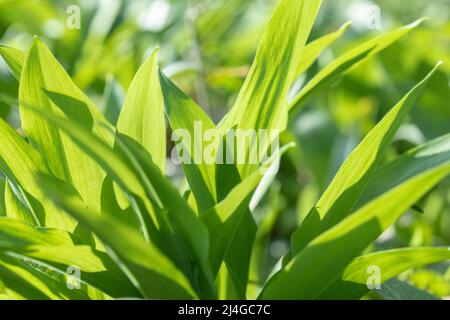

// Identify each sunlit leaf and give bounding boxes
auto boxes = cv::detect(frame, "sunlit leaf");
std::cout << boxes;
[296,21,351,76]
[290,63,441,257]
[289,19,426,117]
[260,163,450,299]
[0,45,24,80]
[117,48,166,174]
[318,247,450,299]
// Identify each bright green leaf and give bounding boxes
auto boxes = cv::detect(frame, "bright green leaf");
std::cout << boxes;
[289,19,426,116]
[290,63,441,257]
[318,247,450,299]
[117,48,166,174]
[260,163,450,299]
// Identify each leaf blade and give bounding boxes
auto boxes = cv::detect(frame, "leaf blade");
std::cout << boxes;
[290,63,441,257]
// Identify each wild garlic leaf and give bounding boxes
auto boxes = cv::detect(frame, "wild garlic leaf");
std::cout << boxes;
[358,133,450,206]
[318,247,450,299]
[101,75,124,126]
[372,278,440,300]
[260,163,450,299]
[0,218,138,298]
[27,106,216,298]
[203,144,293,277]
[159,71,217,211]
[289,18,426,117]
[0,253,89,300]
[296,21,351,77]
[4,181,36,225]
[116,134,216,298]
[19,38,112,213]
[117,48,166,174]
[39,178,198,300]
[219,0,322,177]
[290,63,441,257]
[0,45,24,80]
[0,118,75,230]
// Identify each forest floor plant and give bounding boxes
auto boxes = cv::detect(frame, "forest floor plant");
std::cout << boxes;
[0,0,449,300]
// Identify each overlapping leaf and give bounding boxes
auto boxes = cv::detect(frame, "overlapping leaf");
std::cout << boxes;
[19,39,112,214]
[117,48,166,174]
[0,118,75,230]
[220,0,323,177]
[290,63,441,257]
[25,104,216,298]
[0,218,139,298]
[260,163,450,299]
[318,247,450,299]
[0,45,24,80]
[296,21,351,77]
[289,19,426,116]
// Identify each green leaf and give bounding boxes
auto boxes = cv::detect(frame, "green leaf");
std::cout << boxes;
[372,278,440,300]
[0,177,5,217]
[0,218,139,298]
[117,48,166,174]
[203,144,293,276]
[0,45,25,80]
[318,247,450,299]
[289,19,426,116]
[0,118,75,230]
[115,134,216,298]
[159,71,217,211]
[39,181,198,300]
[296,21,351,77]
[4,180,35,225]
[0,252,89,300]
[359,133,450,206]
[208,0,322,297]
[0,217,74,247]
[101,75,124,126]
[19,38,111,214]
[259,163,450,299]
[25,104,215,298]
[290,63,441,257]
[220,0,323,177]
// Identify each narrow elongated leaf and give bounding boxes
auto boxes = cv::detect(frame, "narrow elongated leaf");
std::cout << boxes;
[117,48,166,174]
[4,181,35,225]
[203,144,293,276]
[25,105,215,298]
[0,253,89,300]
[318,247,450,299]
[289,19,426,116]
[221,0,323,130]
[372,278,440,300]
[115,134,216,298]
[0,218,139,298]
[260,163,450,299]
[0,217,73,247]
[210,0,323,298]
[19,38,111,213]
[0,45,24,80]
[290,63,440,257]
[0,118,75,230]
[159,71,217,211]
[220,0,323,177]
[6,247,138,298]
[40,183,197,300]
[296,21,351,77]
[359,133,450,206]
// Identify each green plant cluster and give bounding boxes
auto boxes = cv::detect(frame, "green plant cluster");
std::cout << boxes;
[0,0,449,300]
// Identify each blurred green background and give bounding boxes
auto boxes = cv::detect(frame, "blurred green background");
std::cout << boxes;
[0,0,449,297]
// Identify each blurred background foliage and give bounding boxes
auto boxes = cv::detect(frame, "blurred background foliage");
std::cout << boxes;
[0,0,449,298]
